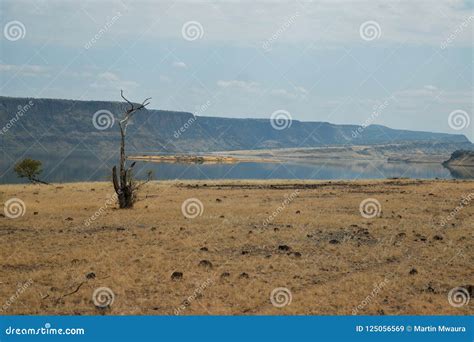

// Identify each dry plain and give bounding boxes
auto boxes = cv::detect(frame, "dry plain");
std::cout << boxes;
[0,179,472,315]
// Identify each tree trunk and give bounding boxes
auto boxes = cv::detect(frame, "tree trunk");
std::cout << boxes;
[111,125,134,208]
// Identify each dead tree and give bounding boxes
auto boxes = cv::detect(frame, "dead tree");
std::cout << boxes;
[112,90,151,208]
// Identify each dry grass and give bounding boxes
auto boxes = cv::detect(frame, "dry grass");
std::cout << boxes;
[0,179,472,315]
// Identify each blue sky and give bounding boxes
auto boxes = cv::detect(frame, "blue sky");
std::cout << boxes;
[0,0,472,140]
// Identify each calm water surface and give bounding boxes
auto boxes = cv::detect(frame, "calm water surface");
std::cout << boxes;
[0,150,469,184]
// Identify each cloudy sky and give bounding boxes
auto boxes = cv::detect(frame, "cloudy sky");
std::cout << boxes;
[1,0,472,140]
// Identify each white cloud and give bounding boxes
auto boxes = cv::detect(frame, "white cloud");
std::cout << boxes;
[0,64,50,77]
[90,72,138,90]
[172,61,187,68]
[217,80,260,92]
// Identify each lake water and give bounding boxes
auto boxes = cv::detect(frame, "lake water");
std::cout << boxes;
[0,150,469,184]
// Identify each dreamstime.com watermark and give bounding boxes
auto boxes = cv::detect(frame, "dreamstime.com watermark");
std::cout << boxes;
[359,20,381,41]
[351,96,395,139]
[447,287,470,308]
[92,287,115,308]
[352,278,389,315]
[262,11,300,51]
[182,21,204,41]
[84,192,119,226]
[174,278,214,315]
[440,193,473,227]
[263,190,299,227]
[0,279,33,313]
[0,101,34,135]
[181,198,204,218]
[92,109,115,130]
[174,100,211,139]
[359,198,382,219]
[440,15,474,49]
[3,20,26,41]
[84,11,122,49]
[270,287,292,308]
[4,323,85,336]
[270,110,292,130]
[3,198,26,219]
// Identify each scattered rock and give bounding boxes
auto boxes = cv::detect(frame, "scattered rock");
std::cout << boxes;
[239,272,249,279]
[220,272,230,278]
[200,247,208,252]
[241,250,249,255]
[198,260,213,268]
[171,271,183,280]
[274,228,279,232]
[216,198,222,202]
[219,215,225,218]
[151,227,157,231]
[295,210,301,214]
[293,252,302,258]
[65,217,74,221]
[278,245,291,251]
[409,268,418,275]
[33,212,38,215]
[86,272,96,279]
[329,239,340,244]
[433,235,443,241]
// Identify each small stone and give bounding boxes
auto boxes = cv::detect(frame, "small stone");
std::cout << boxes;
[171,271,183,280]
[329,239,340,244]
[278,245,291,251]
[200,247,208,252]
[198,260,213,268]
[220,272,230,278]
[241,250,249,255]
[293,252,302,258]
[409,268,418,275]
[295,210,301,214]
[34,212,38,215]
[239,272,249,279]
[216,198,222,202]
[65,217,74,221]
[433,235,443,241]
[86,272,96,279]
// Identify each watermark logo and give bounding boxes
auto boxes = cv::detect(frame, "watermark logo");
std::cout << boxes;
[263,190,299,226]
[4,20,26,41]
[270,110,292,130]
[181,198,204,218]
[440,15,474,49]
[262,12,300,51]
[0,100,34,135]
[182,21,204,41]
[359,21,381,41]
[448,110,470,130]
[4,198,26,219]
[448,287,470,307]
[270,287,292,308]
[359,198,381,218]
[352,278,389,314]
[92,287,115,308]
[174,278,214,315]
[0,279,33,313]
[84,11,122,50]
[92,110,115,130]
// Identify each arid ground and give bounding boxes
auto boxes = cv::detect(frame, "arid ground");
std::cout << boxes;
[0,180,472,315]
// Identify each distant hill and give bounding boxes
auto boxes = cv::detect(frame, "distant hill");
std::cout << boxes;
[0,96,471,154]
[443,150,474,167]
